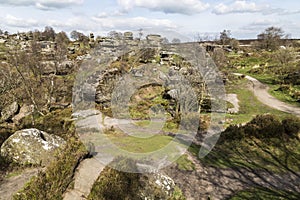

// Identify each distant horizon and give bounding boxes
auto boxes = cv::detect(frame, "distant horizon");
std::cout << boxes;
[1,1,300,40]
[2,28,300,42]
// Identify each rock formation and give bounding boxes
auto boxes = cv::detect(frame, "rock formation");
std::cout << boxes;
[0,128,65,166]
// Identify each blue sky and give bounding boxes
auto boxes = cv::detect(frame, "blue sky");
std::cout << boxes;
[0,0,300,40]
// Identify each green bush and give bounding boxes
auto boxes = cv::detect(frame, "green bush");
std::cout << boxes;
[88,158,140,200]
[220,114,298,143]
[246,114,284,139]
[282,116,300,138]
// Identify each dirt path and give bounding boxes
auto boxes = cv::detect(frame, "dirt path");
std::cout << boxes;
[234,73,300,117]
[0,168,40,200]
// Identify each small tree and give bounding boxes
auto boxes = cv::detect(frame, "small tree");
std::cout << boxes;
[257,26,285,51]
[70,30,83,41]
[42,26,56,41]
[219,30,231,45]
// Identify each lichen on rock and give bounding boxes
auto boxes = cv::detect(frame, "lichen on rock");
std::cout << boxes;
[0,128,65,166]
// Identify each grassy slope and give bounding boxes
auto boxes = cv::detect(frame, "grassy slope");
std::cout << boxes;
[225,78,293,125]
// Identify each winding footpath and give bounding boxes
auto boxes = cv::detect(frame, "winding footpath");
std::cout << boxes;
[234,73,300,117]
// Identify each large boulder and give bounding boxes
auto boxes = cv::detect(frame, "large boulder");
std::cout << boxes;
[0,102,19,123]
[0,128,65,166]
[57,60,75,75]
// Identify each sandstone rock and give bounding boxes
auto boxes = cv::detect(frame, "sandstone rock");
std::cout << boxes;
[68,46,75,54]
[0,128,65,166]
[95,68,122,104]
[0,102,19,123]
[57,60,75,75]
[124,32,133,40]
[167,89,179,99]
[12,105,33,123]
[41,61,56,75]
[146,34,162,42]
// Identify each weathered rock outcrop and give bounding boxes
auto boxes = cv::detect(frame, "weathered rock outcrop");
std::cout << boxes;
[0,102,19,123]
[57,60,75,75]
[0,128,65,166]
[95,68,123,104]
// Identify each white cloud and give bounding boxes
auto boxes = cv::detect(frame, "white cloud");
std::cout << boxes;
[3,14,39,28]
[250,19,277,26]
[242,19,280,31]
[0,0,84,10]
[92,16,177,30]
[117,0,209,15]
[96,10,127,19]
[213,0,271,15]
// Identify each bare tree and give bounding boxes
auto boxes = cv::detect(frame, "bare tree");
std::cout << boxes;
[171,38,181,43]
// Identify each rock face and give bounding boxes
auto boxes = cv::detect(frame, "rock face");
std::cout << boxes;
[0,102,19,123]
[12,105,33,123]
[0,128,65,166]
[95,68,123,104]
[57,60,75,75]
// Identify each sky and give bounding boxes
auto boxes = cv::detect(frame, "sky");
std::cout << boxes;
[0,0,300,40]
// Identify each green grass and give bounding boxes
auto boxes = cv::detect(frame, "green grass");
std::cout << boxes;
[235,66,300,107]
[109,134,174,153]
[269,85,300,107]
[200,138,300,173]
[189,113,300,173]
[133,119,179,132]
[176,154,195,171]
[225,79,293,125]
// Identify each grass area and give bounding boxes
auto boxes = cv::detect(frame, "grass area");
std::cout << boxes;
[176,154,195,171]
[104,127,194,170]
[269,85,300,107]
[235,66,300,107]
[225,79,293,125]
[108,134,174,153]
[194,114,300,173]
[200,138,300,173]
[229,187,300,200]
[133,119,179,133]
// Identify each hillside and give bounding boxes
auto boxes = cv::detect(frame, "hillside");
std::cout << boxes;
[0,29,299,200]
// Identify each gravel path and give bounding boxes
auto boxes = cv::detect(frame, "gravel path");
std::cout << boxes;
[234,73,300,117]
